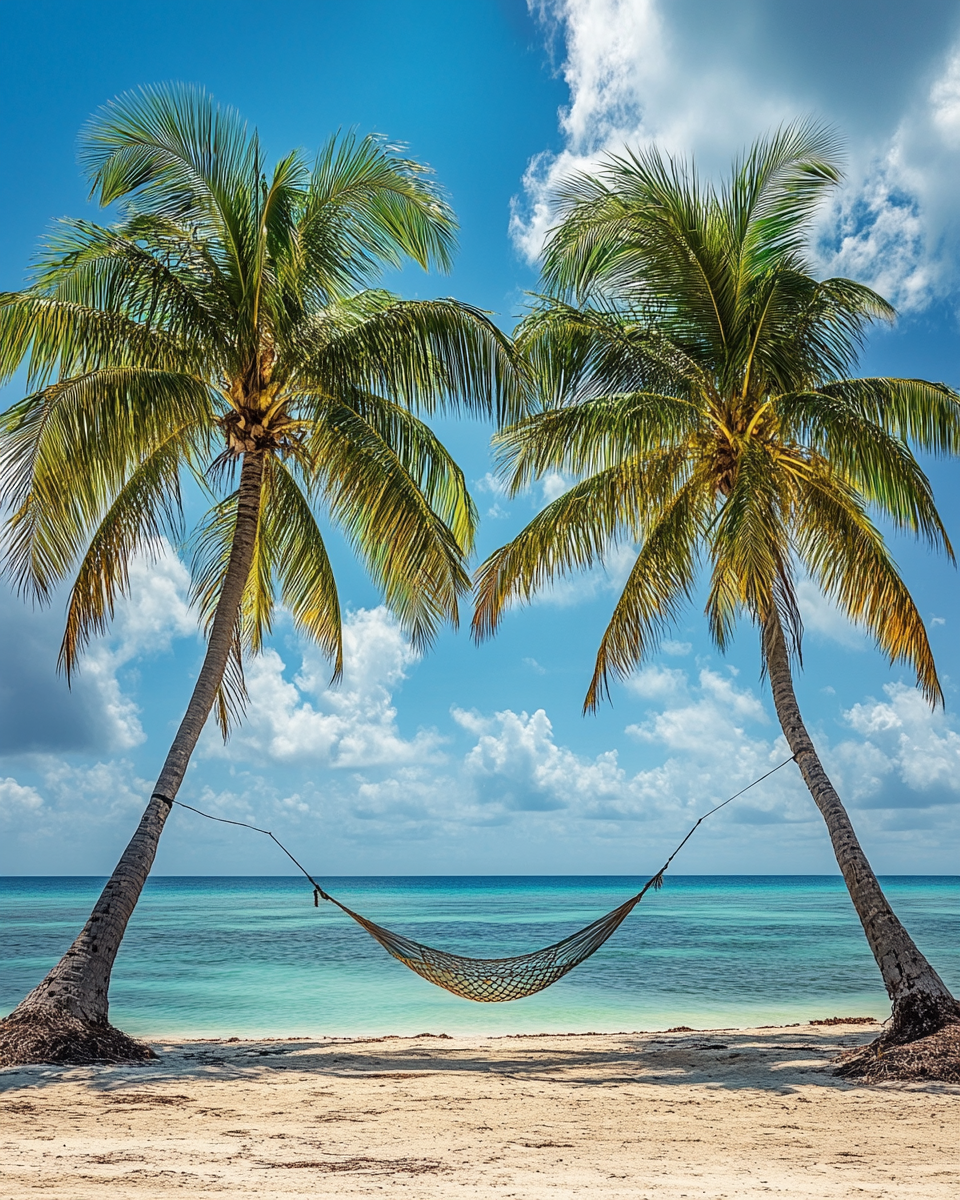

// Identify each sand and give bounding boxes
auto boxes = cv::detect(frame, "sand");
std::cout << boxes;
[2,1023,958,1198]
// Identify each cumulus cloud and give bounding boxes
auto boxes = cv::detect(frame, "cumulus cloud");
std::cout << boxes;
[0,542,196,756]
[833,682,960,808]
[517,0,960,310]
[459,706,624,811]
[514,0,795,259]
[817,45,960,310]
[0,777,44,819]
[219,607,443,768]
[451,666,798,834]
[0,757,154,873]
[74,545,196,750]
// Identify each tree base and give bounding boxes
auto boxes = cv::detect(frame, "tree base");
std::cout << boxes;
[835,1019,960,1083]
[0,1010,157,1068]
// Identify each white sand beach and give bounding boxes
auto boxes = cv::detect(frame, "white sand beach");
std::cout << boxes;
[2,1022,957,1198]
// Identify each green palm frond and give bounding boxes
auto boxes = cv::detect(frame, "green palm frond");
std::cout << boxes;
[795,466,941,703]
[310,400,471,649]
[818,377,960,456]
[493,393,699,490]
[295,295,523,423]
[472,450,690,641]
[301,131,457,293]
[777,390,953,551]
[59,429,189,677]
[584,474,710,711]
[340,391,478,552]
[81,83,259,240]
[480,124,959,710]
[263,462,342,679]
[4,87,508,731]
[1,370,213,598]
[705,440,797,653]
[515,300,713,407]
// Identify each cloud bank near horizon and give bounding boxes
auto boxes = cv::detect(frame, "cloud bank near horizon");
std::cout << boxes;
[2,578,957,875]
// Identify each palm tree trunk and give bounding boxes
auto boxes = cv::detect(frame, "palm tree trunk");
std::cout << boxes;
[0,452,265,1066]
[763,609,959,1044]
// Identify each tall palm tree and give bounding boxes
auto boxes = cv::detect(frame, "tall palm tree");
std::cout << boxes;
[0,85,518,1066]
[474,124,960,1047]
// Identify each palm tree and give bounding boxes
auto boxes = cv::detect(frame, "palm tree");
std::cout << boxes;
[474,124,960,1049]
[0,85,519,1066]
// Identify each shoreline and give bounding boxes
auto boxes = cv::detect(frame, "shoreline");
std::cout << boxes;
[3,1021,958,1198]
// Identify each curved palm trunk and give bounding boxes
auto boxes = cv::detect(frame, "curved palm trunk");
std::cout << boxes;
[0,452,265,1065]
[763,610,959,1043]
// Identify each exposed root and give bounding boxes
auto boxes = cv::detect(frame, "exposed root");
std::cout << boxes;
[0,1010,157,1068]
[834,1020,960,1084]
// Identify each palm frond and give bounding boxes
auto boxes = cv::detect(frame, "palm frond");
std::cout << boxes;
[777,390,953,553]
[1,369,213,598]
[817,376,960,456]
[59,429,189,677]
[493,392,698,492]
[292,295,523,424]
[584,473,710,711]
[705,441,799,654]
[264,461,342,678]
[795,466,942,703]
[472,451,690,642]
[309,402,470,649]
[300,132,457,294]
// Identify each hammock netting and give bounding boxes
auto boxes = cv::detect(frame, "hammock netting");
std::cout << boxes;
[325,890,648,1003]
[167,756,793,1004]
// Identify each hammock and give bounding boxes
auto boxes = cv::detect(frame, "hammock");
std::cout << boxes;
[164,755,793,1003]
[317,884,653,1002]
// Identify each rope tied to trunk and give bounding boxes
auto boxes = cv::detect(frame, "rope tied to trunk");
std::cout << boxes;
[157,754,796,1002]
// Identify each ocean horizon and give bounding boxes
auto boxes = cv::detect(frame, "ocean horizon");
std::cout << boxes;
[3,874,958,1038]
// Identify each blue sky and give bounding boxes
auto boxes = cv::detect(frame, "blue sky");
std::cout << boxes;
[1,0,959,877]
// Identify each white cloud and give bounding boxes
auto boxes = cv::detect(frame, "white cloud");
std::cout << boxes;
[447,667,795,832]
[221,607,442,768]
[818,45,960,310]
[0,777,44,818]
[475,471,509,496]
[625,663,687,701]
[834,682,960,806]
[518,0,960,310]
[541,470,571,503]
[76,543,197,751]
[514,0,794,260]
[462,707,624,811]
[627,668,768,752]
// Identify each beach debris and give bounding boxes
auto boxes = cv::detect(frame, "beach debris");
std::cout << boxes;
[810,1016,878,1026]
[260,1155,445,1174]
[834,1020,960,1083]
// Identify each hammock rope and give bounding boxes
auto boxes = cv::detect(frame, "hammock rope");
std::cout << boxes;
[161,754,795,1003]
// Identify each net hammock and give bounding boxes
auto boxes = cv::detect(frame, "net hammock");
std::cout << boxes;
[165,755,794,1003]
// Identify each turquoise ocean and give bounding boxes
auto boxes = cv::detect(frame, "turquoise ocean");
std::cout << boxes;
[2,876,958,1037]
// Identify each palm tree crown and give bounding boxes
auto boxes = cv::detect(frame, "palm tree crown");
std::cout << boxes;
[1,84,517,725]
[474,123,959,710]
